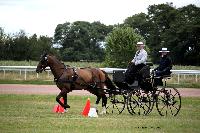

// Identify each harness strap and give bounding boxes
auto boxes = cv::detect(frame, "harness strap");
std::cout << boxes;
[55,67,105,90]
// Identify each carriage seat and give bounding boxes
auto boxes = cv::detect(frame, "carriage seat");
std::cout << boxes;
[154,75,171,87]
[113,70,126,83]
[155,75,171,80]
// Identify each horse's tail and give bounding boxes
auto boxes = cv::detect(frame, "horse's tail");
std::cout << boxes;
[101,70,116,90]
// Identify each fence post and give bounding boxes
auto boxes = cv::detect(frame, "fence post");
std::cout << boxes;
[37,73,39,79]
[178,74,180,84]
[196,74,198,82]
[48,71,50,77]
[24,69,27,80]
[3,69,5,78]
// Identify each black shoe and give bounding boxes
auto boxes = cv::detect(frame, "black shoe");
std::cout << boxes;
[65,104,70,108]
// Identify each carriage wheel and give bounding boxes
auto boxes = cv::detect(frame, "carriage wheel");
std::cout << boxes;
[106,93,126,114]
[156,87,181,116]
[146,88,159,115]
[127,89,151,115]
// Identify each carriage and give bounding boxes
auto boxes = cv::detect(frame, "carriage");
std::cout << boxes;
[105,63,181,116]
[36,53,181,116]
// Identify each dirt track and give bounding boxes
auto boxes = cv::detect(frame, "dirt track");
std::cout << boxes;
[0,84,200,97]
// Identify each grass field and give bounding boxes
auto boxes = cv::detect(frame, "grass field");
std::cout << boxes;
[0,94,199,133]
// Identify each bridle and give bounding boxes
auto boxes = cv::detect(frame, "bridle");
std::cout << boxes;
[38,55,49,72]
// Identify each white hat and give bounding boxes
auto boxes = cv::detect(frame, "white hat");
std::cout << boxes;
[136,42,145,45]
[159,48,170,52]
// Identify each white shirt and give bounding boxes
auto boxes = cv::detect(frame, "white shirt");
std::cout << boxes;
[131,49,147,65]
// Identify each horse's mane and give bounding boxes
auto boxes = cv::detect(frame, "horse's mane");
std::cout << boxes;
[47,53,70,67]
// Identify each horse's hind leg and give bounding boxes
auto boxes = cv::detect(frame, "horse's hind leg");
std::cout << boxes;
[94,96,101,113]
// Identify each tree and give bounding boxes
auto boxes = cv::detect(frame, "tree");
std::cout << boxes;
[162,4,200,65]
[0,27,7,59]
[146,3,177,62]
[105,26,145,68]
[124,13,151,40]
[54,21,113,61]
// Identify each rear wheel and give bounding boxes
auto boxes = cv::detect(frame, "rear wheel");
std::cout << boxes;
[146,88,159,115]
[127,89,151,115]
[156,87,181,116]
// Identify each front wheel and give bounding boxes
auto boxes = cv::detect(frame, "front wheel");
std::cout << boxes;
[106,93,126,114]
[156,87,181,116]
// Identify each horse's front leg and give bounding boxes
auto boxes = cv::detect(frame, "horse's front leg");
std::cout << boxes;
[56,88,70,109]
[100,95,107,115]
[63,93,70,112]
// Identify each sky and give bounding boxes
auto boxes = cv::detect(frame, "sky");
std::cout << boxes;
[0,0,199,37]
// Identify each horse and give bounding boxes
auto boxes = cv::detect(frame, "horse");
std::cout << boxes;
[36,53,116,114]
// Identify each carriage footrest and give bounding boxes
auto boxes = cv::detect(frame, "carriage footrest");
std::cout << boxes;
[128,81,138,87]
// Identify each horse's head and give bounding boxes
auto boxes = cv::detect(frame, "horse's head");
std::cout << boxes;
[36,53,49,73]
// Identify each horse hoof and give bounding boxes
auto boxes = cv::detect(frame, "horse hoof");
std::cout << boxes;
[61,109,68,114]
[65,105,70,108]
[99,111,106,115]
[64,109,68,113]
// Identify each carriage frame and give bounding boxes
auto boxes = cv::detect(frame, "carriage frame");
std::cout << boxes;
[105,64,181,116]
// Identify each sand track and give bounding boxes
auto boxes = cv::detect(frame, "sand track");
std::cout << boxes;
[0,84,200,97]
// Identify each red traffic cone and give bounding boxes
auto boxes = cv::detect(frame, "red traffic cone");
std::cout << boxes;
[82,98,91,117]
[53,105,59,113]
[53,98,65,113]
[58,105,64,113]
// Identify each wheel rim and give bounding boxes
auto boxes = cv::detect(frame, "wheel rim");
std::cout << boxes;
[106,94,126,114]
[127,89,151,115]
[156,87,181,116]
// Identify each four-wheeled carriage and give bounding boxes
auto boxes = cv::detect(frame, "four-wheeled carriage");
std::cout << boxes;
[105,63,181,116]
[105,63,153,115]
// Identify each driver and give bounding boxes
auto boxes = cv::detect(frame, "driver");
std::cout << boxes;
[125,41,148,84]
[154,47,172,86]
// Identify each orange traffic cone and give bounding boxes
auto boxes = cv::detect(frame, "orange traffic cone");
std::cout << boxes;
[53,98,65,113]
[82,98,90,117]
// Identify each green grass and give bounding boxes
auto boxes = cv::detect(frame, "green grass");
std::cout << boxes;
[0,95,199,133]
[0,60,104,68]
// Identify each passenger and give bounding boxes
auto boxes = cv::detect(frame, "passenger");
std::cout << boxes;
[154,47,172,85]
[125,41,148,84]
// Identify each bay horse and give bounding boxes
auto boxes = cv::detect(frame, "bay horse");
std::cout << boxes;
[36,53,116,114]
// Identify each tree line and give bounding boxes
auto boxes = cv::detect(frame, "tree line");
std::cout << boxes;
[0,3,199,66]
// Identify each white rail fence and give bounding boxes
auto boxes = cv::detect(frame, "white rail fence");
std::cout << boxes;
[0,66,200,84]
